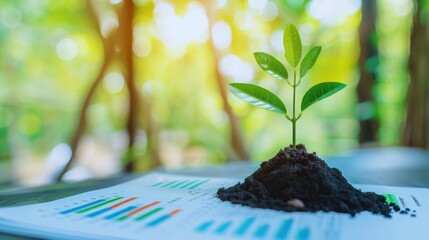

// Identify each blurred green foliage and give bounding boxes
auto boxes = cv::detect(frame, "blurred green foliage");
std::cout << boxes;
[0,0,414,179]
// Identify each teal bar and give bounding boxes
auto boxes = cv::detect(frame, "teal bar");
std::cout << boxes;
[296,227,310,240]
[189,180,210,189]
[170,180,190,188]
[196,221,214,232]
[275,219,293,239]
[160,180,179,188]
[254,224,269,238]
[214,221,232,234]
[151,181,165,187]
[234,217,255,236]
[179,180,199,189]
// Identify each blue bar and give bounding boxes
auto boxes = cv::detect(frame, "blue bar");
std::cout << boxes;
[160,180,179,188]
[254,224,269,238]
[214,221,232,234]
[189,180,210,189]
[104,206,138,220]
[234,217,255,236]
[60,199,106,214]
[170,180,190,188]
[275,219,293,239]
[196,221,214,232]
[86,208,111,217]
[146,215,170,227]
[296,227,310,240]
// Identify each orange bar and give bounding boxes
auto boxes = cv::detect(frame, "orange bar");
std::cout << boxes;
[126,201,160,216]
[110,197,138,208]
[168,209,181,216]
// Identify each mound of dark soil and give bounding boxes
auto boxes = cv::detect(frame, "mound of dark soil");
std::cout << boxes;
[217,144,397,217]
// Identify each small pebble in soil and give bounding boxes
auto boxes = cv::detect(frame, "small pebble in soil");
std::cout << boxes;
[411,214,416,217]
[287,199,305,209]
[217,144,395,217]
[406,208,410,211]
[399,210,408,214]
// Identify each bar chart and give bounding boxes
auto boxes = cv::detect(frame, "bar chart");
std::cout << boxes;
[151,179,210,190]
[194,217,311,240]
[0,172,424,240]
[59,196,181,228]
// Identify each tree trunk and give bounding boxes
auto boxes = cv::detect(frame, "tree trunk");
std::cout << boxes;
[401,0,429,149]
[357,0,379,144]
[203,0,249,160]
[121,0,140,171]
[55,0,118,181]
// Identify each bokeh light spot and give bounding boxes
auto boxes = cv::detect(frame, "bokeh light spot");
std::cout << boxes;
[1,6,21,28]
[101,17,119,37]
[56,38,78,61]
[133,36,152,57]
[308,0,361,25]
[103,72,125,94]
[109,0,122,4]
[219,55,254,83]
[212,21,232,50]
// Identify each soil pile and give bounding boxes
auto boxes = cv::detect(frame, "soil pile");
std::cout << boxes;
[217,144,397,217]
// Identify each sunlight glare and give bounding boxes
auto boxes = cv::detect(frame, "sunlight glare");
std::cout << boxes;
[212,20,232,50]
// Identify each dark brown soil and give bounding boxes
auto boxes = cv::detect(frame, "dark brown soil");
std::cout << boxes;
[217,144,397,217]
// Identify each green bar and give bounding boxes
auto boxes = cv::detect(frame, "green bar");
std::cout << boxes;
[170,180,190,188]
[384,194,399,205]
[77,197,123,214]
[179,180,199,189]
[160,180,179,188]
[135,207,163,221]
[118,215,130,221]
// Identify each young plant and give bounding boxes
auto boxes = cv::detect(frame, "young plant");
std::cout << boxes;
[229,25,346,148]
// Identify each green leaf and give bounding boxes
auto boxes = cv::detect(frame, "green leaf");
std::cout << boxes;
[300,46,322,79]
[283,25,302,67]
[254,52,288,80]
[229,83,287,114]
[301,82,347,111]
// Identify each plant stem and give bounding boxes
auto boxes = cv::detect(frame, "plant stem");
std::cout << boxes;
[292,69,296,148]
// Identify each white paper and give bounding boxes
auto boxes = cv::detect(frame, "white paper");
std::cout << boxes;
[0,172,428,240]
